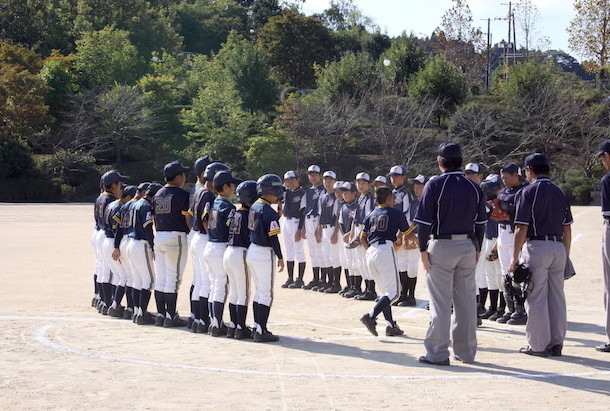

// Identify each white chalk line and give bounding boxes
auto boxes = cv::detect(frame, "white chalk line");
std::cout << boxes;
[33,325,610,381]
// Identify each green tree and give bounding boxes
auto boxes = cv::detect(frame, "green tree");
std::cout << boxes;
[380,33,426,88]
[315,52,378,100]
[244,127,294,177]
[39,56,78,113]
[257,12,334,88]
[74,27,146,88]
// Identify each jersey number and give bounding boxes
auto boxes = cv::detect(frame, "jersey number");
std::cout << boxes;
[155,196,172,214]
[371,215,389,232]
[229,214,242,235]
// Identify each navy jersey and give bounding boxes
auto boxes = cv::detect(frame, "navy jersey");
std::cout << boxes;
[601,172,610,218]
[354,191,375,225]
[303,185,325,216]
[249,198,281,247]
[339,200,358,235]
[114,199,137,248]
[228,206,251,248]
[129,198,155,249]
[514,177,573,237]
[484,202,499,238]
[362,206,410,245]
[393,185,414,217]
[94,192,116,230]
[407,197,421,235]
[208,196,235,243]
[103,200,122,238]
[191,188,216,234]
[497,183,527,223]
[153,185,191,233]
[318,191,339,226]
[414,170,487,236]
[283,187,305,218]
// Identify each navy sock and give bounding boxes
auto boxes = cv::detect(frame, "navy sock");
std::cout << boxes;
[236,304,248,328]
[370,296,391,319]
[489,290,499,311]
[369,280,376,294]
[229,303,237,325]
[166,293,178,318]
[479,287,488,307]
[111,285,116,299]
[344,269,350,287]
[382,304,394,324]
[140,289,151,313]
[132,288,141,310]
[313,267,320,282]
[354,276,362,291]
[199,297,209,323]
[298,262,306,280]
[253,301,260,325]
[102,283,113,306]
[154,291,165,316]
[399,271,408,296]
[94,275,98,294]
[113,286,125,306]
[258,304,271,333]
[287,261,295,279]
[212,301,225,326]
[125,286,133,308]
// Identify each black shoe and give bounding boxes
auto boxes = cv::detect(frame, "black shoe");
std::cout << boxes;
[418,356,450,366]
[281,279,294,288]
[496,312,513,324]
[398,297,417,307]
[164,314,187,328]
[324,284,342,294]
[302,280,318,290]
[227,326,236,338]
[507,312,527,325]
[288,279,304,289]
[191,321,200,333]
[360,314,378,336]
[123,307,134,320]
[479,308,495,319]
[187,316,194,329]
[477,304,486,316]
[519,346,549,357]
[385,322,404,336]
[108,305,125,318]
[91,297,97,307]
[360,291,377,301]
[595,343,610,352]
[477,316,483,326]
[488,310,504,321]
[547,344,562,356]
[344,288,361,298]
[392,296,407,306]
[338,286,351,295]
[197,321,209,334]
[210,325,228,337]
[234,326,253,340]
[254,330,279,342]
[101,304,109,316]
[314,282,328,292]
[136,313,155,325]
[155,314,165,326]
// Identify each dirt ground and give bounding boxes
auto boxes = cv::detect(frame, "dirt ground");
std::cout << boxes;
[0,203,609,410]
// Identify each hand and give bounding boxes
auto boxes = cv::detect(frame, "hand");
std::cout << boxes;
[420,251,431,271]
[112,248,121,262]
[295,229,302,242]
[301,229,307,240]
[315,230,322,243]
[343,233,350,244]
[508,258,517,274]
[330,231,338,244]
[277,258,285,272]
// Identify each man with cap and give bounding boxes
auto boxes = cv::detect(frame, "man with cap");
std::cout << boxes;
[152,161,192,327]
[135,182,151,200]
[388,165,416,306]
[338,181,359,296]
[94,170,129,314]
[301,165,325,289]
[351,172,377,300]
[495,162,528,325]
[315,170,342,293]
[374,176,388,188]
[465,163,484,185]
[596,140,610,353]
[415,142,487,365]
[279,170,306,289]
[510,153,572,357]
[204,170,243,337]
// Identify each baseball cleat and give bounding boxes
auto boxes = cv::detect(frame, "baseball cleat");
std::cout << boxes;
[495,312,513,323]
[338,286,350,296]
[227,326,236,339]
[281,279,294,288]
[155,314,165,327]
[253,330,279,343]
[324,285,341,294]
[477,304,486,316]
[344,288,361,298]
[360,314,378,336]
[488,310,504,321]
[479,308,495,319]
[190,321,200,333]
[187,316,194,329]
[507,312,527,325]
[197,321,210,334]
[288,279,304,289]
[519,346,549,357]
[477,316,482,327]
[108,305,125,318]
[163,314,187,328]
[234,327,253,340]
[547,344,562,356]
[385,322,404,337]
[418,356,450,366]
[136,313,155,325]
[595,343,610,352]
[123,307,134,320]
[392,296,406,306]
[101,304,109,316]
[302,280,318,290]
[398,297,417,307]
[209,325,228,337]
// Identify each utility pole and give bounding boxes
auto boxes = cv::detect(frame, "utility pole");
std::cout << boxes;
[512,10,517,63]
[481,18,491,92]
[501,2,513,64]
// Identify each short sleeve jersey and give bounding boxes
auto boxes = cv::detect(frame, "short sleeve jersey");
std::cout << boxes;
[363,206,410,244]
[497,183,527,223]
[103,200,122,238]
[318,191,339,226]
[303,185,325,216]
[601,172,610,218]
[129,198,155,249]
[94,192,115,231]
[228,206,251,248]
[153,185,191,233]
[484,202,499,238]
[354,192,375,225]
[249,198,281,247]
[514,177,573,237]
[283,187,306,218]
[208,196,235,243]
[339,200,358,234]
[191,188,216,234]
[119,200,137,237]
[393,185,414,217]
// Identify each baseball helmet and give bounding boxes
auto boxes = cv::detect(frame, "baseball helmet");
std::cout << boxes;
[203,162,230,181]
[481,180,501,200]
[256,174,285,198]
[236,180,258,204]
[505,264,533,300]
[193,156,212,176]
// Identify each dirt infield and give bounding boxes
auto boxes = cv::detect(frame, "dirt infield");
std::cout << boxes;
[1,203,609,409]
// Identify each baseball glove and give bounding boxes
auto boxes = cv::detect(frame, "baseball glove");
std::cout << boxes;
[486,249,499,261]
[346,238,361,249]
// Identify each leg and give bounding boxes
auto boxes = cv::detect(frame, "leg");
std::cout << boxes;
[451,243,478,363]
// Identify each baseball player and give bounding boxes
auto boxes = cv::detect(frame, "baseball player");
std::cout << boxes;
[360,187,415,337]
[129,183,163,325]
[279,170,306,289]
[152,161,192,327]
[350,172,376,300]
[374,175,388,188]
[510,153,572,357]
[94,170,128,314]
[224,180,258,339]
[301,165,325,290]
[388,165,415,306]
[135,182,151,200]
[315,171,342,293]
[247,174,285,342]
[338,181,359,296]
[92,179,106,309]
[465,163,484,185]
[416,142,487,366]
[596,140,610,353]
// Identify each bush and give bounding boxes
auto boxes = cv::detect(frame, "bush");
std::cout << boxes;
[0,138,34,178]
[558,171,596,205]
[244,127,294,178]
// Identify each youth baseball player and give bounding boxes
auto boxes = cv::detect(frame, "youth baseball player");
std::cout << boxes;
[596,140,610,353]
[374,176,387,188]
[152,161,192,327]
[316,171,342,293]
[247,174,285,342]
[135,182,151,200]
[224,180,258,339]
[338,181,359,296]
[350,172,376,300]
[301,165,325,290]
[280,171,306,289]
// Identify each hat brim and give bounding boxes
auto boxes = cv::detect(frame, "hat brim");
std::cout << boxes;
[596,150,606,157]
[387,172,405,177]
[464,170,478,174]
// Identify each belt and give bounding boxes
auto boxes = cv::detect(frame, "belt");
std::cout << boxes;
[370,239,388,245]
[528,235,563,242]
[499,223,514,232]
[321,224,334,229]
[431,233,472,240]
[285,216,299,220]
[306,214,318,219]
[485,235,495,240]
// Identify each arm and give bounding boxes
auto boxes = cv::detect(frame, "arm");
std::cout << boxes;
[509,224,528,273]
[270,235,284,272]
[563,225,571,257]
[360,232,369,250]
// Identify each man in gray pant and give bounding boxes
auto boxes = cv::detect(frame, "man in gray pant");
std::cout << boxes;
[595,140,610,353]
[510,153,572,357]
[415,142,487,365]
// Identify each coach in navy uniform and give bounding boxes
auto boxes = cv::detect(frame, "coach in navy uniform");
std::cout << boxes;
[509,153,572,357]
[596,140,610,353]
[415,142,487,366]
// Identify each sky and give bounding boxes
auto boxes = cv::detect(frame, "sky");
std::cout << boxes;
[301,0,576,57]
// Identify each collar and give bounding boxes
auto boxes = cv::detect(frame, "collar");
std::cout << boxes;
[442,170,465,176]
[164,184,178,188]
[534,177,551,183]
[103,191,113,195]
[238,205,251,211]
[257,198,271,205]
[379,205,390,208]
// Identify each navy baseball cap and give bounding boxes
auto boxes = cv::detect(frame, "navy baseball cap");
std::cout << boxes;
[388,165,406,176]
[524,153,549,167]
[501,162,520,174]
[137,182,151,191]
[213,170,243,187]
[101,170,129,186]
[123,185,138,198]
[193,156,212,175]
[147,183,163,197]
[438,142,462,159]
[595,140,610,157]
[164,161,190,179]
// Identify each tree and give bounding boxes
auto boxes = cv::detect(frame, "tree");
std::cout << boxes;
[315,52,378,100]
[318,0,375,32]
[514,0,549,58]
[74,27,146,88]
[257,13,334,88]
[380,33,426,89]
[568,0,610,90]
[244,127,294,177]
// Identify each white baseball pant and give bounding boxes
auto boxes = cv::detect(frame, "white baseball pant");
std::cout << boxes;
[395,247,409,272]
[95,230,112,283]
[476,237,502,290]
[91,229,100,278]
[282,217,306,263]
[191,232,211,298]
[204,241,229,303]
[406,248,419,279]
[497,225,514,277]
[353,225,371,280]
[127,239,155,290]
[321,226,342,268]
[103,237,126,287]
[366,242,399,301]
[304,216,323,267]
[246,244,275,307]
[223,246,251,306]
[153,231,188,294]
[119,237,134,288]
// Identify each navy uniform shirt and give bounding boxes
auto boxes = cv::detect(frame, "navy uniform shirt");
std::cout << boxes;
[484,202,499,238]
[190,188,216,234]
[318,191,339,226]
[354,191,375,225]
[303,185,325,216]
[393,185,414,217]
[228,206,251,248]
[362,206,411,245]
[103,200,122,238]
[94,192,116,230]
[129,197,155,249]
[208,196,235,243]
[114,199,137,248]
[339,200,358,235]
[407,197,421,235]
[601,172,610,218]
[497,183,527,224]
[283,187,305,218]
[414,170,487,236]
[153,185,191,233]
[514,177,573,237]
[249,198,281,248]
